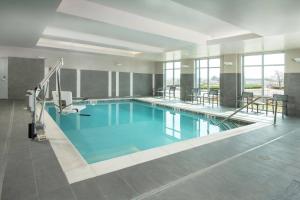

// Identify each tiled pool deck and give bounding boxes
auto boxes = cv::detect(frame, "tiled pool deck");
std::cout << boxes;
[1,99,300,200]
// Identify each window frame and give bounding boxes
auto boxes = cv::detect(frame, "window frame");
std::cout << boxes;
[194,57,221,92]
[242,52,285,97]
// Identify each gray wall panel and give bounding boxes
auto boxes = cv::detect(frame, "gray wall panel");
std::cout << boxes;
[155,74,163,90]
[81,70,108,98]
[111,72,116,97]
[119,72,130,97]
[180,74,193,100]
[220,73,241,107]
[154,74,163,96]
[61,69,77,97]
[133,73,152,97]
[285,73,300,117]
[8,57,44,99]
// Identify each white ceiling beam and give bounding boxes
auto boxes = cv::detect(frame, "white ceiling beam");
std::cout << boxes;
[57,0,211,45]
[36,38,141,57]
[43,26,165,53]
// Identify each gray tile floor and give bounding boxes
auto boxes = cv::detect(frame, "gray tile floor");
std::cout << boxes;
[1,100,300,200]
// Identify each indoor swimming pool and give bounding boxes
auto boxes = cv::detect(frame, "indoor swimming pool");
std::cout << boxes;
[46,100,248,164]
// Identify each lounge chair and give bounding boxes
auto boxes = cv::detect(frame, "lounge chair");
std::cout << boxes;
[266,94,288,118]
[237,92,254,112]
[202,89,219,107]
[168,86,176,99]
[156,87,166,98]
[187,88,201,104]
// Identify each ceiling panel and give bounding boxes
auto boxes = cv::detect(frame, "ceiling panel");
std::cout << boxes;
[57,0,210,44]
[172,0,300,36]
[90,0,250,38]
[49,13,194,51]
[0,0,61,47]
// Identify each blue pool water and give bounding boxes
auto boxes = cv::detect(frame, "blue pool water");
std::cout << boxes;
[47,100,247,164]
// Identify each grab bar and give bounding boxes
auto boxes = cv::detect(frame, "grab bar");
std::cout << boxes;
[218,97,262,125]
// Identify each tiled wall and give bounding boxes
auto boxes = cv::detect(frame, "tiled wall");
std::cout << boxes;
[285,73,300,117]
[111,72,116,97]
[133,73,152,97]
[155,74,163,90]
[60,69,77,97]
[8,57,44,99]
[47,69,154,99]
[80,70,108,98]
[119,72,130,97]
[220,73,241,107]
[180,74,194,100]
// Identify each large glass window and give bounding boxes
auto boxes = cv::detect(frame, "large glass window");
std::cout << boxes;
[242,53,285,96]
[194,58,220,92]
[164,61,181,98]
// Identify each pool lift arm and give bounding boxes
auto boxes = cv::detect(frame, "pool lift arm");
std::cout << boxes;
[29,58,64,139]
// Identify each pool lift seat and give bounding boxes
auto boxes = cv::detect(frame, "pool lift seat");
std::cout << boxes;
[52,91,86,114]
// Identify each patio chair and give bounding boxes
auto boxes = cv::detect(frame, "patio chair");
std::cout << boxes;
[202,89,219,107]
[168,86,176,99]
[156,87,166,98]
[187,88,202,104]
[237,92,254,112]
[266,94,288,118]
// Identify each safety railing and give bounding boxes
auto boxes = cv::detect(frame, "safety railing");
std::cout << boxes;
[218,97,263,126]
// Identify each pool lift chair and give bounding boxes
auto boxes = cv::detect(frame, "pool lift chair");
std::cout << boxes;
[28,58,85,140]
[52,91,86,114]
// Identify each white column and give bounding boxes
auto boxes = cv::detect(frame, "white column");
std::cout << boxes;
[76,69,81,98]
[116,71,119,97]
[130,72,133,97]
[108,71,112,97]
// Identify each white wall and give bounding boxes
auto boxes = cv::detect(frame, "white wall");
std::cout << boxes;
[221,54,241,74]
[285,49,300,73]
[0,46,156,73]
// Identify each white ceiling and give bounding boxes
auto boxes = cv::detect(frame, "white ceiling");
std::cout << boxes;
[2,0,300,61]
[172,0,300,36]
[90,0,250,38]
[0,0,61,47]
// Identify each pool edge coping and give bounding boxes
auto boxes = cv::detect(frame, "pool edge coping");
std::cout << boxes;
[43,98,271,184]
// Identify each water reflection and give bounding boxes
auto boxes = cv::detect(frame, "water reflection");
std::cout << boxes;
[165,112,181,139]
[49,101,227,138]
[46,101,241,163]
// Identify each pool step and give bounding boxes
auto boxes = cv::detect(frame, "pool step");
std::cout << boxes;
[209,117,240,130]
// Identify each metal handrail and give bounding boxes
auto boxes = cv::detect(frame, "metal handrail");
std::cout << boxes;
[30,58,64,139]
[218,97,262,125]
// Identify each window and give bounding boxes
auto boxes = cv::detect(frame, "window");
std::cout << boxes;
[194,58,220,92]
[242,53,284,96]
[164,61,181,98]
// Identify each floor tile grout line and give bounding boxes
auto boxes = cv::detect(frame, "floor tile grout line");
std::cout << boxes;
[28,103,42,200]
[0,101,14,199]
[132,130,295,200]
